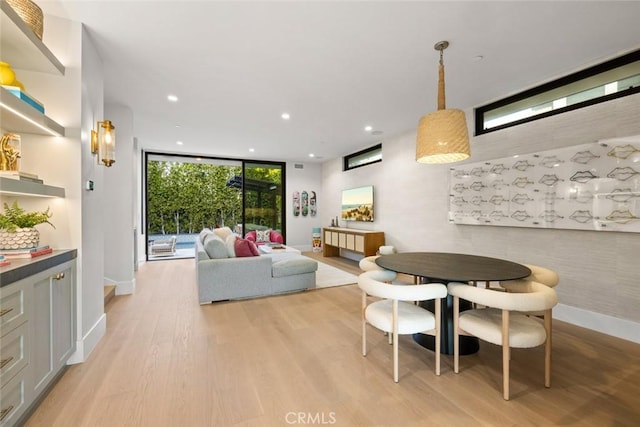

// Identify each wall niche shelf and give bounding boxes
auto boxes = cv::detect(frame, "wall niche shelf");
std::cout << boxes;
[0,177,65,198]
[0,0,65,75]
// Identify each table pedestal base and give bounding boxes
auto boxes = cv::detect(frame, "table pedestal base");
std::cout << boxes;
[415,293,479,355]
[413,333,479,356]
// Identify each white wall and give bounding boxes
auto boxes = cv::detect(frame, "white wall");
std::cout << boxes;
[322,92,640,343]
[75,26,108,362]
[103,104,136,294]
[285,162,323,250]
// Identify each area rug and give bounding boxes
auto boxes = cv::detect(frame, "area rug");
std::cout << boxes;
[313,259,359,289]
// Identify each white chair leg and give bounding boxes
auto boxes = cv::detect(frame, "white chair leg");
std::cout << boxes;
[502,310,510,401]
[544,309,552,388]
[362,291,367,356]
[393,301,399,382]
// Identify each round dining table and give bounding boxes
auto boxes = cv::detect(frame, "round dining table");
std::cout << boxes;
[376,252,531,355]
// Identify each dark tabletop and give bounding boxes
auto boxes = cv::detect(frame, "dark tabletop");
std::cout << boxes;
[375,252,531,283]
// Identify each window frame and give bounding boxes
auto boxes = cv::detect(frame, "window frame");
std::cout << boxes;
[475,49,640,136]
[343,143,382,171]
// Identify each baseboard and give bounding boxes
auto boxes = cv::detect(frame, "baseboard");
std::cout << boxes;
[104,276,136,295]
[66,312,106,364]
[555,303,640,344]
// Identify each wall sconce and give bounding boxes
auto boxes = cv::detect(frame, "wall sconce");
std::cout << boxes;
[91,120,116,167]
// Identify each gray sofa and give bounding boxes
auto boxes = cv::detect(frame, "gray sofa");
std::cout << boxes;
[195,228,317,304]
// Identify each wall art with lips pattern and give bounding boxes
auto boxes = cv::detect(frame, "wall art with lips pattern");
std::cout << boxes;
[448,134,640,232]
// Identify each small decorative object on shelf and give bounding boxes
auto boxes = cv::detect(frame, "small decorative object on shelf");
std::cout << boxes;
[0,61,17,85]
[0,244,51,258]
[0,132,21,171]
[0,201,54,250]
[2,85,45,114]
[6,0,44,40]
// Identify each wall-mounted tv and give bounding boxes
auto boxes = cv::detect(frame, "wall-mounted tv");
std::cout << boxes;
[341,185,374,222]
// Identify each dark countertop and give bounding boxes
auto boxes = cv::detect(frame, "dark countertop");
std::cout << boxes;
[0,249,78,287]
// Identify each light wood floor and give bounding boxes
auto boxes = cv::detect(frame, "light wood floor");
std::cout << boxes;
[25,254,640,426]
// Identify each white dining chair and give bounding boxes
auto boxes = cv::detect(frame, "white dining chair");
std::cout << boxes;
[358,270,447,382]
[448,280,558,400]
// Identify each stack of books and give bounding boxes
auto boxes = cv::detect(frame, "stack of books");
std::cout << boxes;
[0,245,53,259]
[1,85,45,114]
[0,254,10,267]
[0,170,43,184]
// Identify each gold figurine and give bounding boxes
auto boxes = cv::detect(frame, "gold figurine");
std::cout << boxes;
[0,133,21,171]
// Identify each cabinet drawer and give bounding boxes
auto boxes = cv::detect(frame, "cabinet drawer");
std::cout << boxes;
[324,231,332,245]
[346,234,355,250]
[355,235,365,253]
[338,233,346,248]
[0,322,28,388]
[0,283,26,335]
[0,370,26,427]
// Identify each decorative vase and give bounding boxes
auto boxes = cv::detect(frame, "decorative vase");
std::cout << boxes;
[0,227,40,250]
[0,62,16,86]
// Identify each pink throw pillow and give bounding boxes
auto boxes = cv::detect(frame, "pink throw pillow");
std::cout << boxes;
[234,238,260,257]
[269,231,284,244]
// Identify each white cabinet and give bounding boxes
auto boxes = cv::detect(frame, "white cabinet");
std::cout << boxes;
[0,280,30,426]
[0,256,76,427]
[30,262,75,398]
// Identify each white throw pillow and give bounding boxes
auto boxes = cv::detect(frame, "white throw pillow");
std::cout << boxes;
[214,226,233,240]
[225,234,237,257]
[256,229,272,243]
[199,228,212,243]
[203,234,228,259]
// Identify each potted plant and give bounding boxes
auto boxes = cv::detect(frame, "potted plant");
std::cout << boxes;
[0,201,54,250]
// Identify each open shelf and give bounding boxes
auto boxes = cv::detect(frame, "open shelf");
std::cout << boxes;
[1,0,65,75]
[0,86,65,136]
[0,177,65,198]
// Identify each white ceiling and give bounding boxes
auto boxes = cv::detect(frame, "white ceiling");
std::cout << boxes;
[44,1,640,163]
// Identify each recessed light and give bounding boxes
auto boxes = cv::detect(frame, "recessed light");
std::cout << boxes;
[167,95,178,102]
[249,148,255,152]
[281,113,290,120]
[472,55,484,62]
[176,141,183,145]
[309,153,315,158]
[364,125,373,132]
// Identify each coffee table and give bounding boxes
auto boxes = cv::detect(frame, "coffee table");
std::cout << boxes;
[258,244,301,261]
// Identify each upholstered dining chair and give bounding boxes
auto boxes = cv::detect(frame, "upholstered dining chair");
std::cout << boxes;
[358,245,396,272]
[448,280,558,400]
[358,270,447,382]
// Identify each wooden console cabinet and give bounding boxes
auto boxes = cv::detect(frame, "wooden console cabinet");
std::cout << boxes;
[322,227,385,257]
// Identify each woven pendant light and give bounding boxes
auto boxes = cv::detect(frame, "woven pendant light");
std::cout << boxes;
[416,41,470,164]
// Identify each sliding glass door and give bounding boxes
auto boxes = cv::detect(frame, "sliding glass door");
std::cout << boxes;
[241,161,285,238]
[144,154,285,259]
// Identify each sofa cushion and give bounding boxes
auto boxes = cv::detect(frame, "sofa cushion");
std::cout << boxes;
[214,227,233,240]
[203,234,228,259]
[199,228,213,243]
[225,234,237,257]
[235,238,260,257]
[272,257,318,278]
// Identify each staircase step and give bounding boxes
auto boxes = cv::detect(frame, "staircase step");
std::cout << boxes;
[104,284,116,307]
